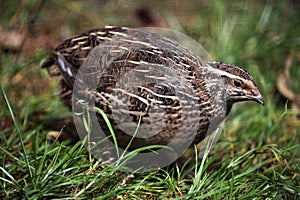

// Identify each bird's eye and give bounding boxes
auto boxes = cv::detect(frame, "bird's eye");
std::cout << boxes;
[233,80,242,88]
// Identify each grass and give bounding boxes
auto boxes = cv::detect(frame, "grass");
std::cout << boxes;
[0,0,300,199]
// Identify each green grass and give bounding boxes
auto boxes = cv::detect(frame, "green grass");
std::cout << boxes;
[1,0,300,199]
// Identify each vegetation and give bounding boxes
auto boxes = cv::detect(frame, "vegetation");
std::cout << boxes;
[0,0,299,199]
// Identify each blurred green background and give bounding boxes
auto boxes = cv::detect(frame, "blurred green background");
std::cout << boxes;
[0,0,299,199]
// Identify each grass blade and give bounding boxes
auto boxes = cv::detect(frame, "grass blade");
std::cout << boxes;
[0,82,32,178]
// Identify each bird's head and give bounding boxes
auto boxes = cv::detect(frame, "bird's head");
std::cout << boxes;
[207,61,265,106]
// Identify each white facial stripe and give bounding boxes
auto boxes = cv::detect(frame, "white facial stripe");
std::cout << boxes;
[206,65,255,87]
[207,66,242,79]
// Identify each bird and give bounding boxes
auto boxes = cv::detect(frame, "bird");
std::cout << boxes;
[42,26,264,168]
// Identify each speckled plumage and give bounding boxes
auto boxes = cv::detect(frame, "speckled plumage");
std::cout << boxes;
[42,26,264,151]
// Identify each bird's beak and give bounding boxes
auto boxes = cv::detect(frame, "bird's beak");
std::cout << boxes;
[249,89,265,106]
[252,94,265,106]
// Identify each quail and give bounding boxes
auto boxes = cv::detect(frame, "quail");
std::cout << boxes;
[42,26,264,167]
